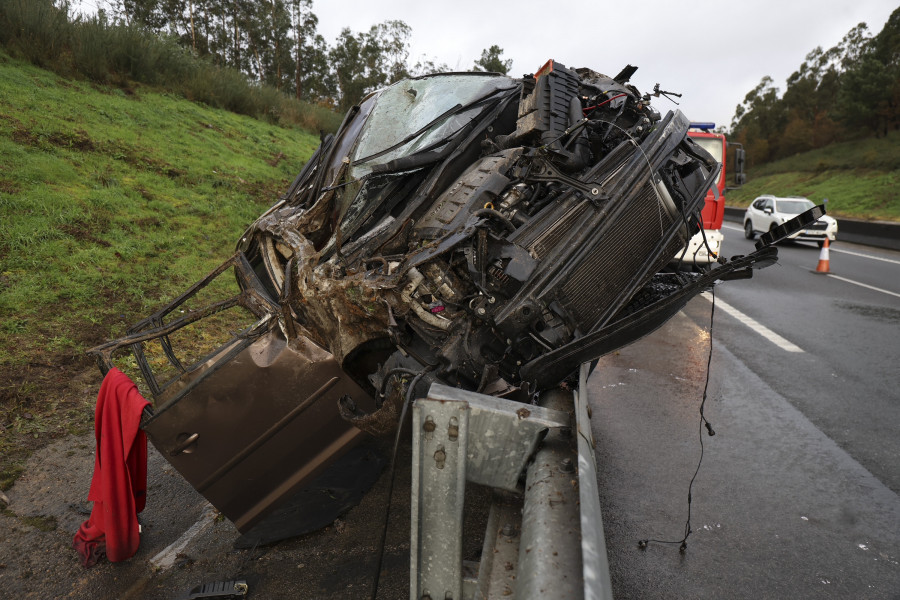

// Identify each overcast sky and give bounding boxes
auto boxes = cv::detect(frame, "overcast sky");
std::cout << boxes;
[75,0,897,130]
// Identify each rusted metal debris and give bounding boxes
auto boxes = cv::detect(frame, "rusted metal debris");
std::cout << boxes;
[90,60,793,531]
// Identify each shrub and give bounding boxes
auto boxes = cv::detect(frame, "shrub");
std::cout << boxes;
[0,0,341,134]
[0,0,71,69]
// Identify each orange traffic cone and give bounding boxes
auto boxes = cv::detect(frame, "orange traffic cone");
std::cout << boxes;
[814,238,831,274]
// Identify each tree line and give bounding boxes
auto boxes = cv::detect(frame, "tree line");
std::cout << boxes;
[105,0,511,112]
[729,7,900,167]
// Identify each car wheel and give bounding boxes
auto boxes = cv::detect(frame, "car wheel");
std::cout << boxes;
[744,220,754,239]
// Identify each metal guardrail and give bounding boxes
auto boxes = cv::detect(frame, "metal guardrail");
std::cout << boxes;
[724,207,900,251]
[410,363,613,600]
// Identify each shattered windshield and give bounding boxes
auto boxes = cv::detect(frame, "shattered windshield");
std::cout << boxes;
[349,73,517,178]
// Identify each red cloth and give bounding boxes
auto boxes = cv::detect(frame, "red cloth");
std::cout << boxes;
[73,368,150,567]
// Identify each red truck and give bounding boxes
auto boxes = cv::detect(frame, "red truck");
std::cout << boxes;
[681,122,745,265]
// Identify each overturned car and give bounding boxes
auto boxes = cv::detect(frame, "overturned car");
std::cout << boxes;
[90,60,816,534]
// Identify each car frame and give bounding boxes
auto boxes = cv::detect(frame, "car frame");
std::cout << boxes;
[744,195,837,246]
[89,62,788,535]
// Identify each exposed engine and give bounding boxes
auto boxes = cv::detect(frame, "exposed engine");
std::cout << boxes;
[236,61,742,412]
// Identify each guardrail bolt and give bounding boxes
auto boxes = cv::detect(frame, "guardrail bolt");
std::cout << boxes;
[433,446,446,469]
[560,458,575,473]
[448,416,459,441]
[500,523,516,537]
[423,416,436,433]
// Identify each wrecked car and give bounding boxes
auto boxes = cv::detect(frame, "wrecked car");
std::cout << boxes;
[89,60,817,534]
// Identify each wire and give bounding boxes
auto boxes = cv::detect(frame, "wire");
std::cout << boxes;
[370,370,428,600]
[582,93,628,115]
[639,288,716,552]
[377,368,422,400]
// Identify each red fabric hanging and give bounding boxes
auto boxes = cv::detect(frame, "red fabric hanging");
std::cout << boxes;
[73,368,150,567]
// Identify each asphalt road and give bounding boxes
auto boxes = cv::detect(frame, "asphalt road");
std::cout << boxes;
[710,225,900,493]
[592,227,900,599]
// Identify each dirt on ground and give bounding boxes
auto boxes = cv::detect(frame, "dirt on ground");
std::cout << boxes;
[0,357,101,488]
[0,420,489,599]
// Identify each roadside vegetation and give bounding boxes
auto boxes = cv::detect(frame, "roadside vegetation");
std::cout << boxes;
[729,8,899,166]
[728,130,900,221]
[726,7,899,220]
[0,0,343,132]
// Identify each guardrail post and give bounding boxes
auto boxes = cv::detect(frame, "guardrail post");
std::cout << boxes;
[411,399,469,600]
[410,379,610,599]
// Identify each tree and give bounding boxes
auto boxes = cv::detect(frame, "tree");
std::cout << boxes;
[117,0,167,28]
[297,33,334,103]
[329,20,413,111]
[472,45,512,75]
[243,0,293,87]
[374,19,412,83]
[409,56,449,77]
[102,2,440,114]
[289,0,318,99]
[728,11,900,161]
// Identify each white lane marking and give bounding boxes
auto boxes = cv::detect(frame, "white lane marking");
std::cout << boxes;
[700,292,804,353]
[149,503,217,571]
[826,274,900,299]
[723,223,900,265]
[829,247,900,265]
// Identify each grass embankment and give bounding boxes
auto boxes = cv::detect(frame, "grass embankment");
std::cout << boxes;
[727,131,900,221]
[0,53,320,489]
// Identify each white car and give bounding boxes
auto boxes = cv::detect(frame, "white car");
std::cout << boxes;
[744,195,837,246]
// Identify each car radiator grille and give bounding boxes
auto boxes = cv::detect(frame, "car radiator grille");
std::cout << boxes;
[554,180,683,331]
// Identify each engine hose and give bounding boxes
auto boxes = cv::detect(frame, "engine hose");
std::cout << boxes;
[472,208,516,233]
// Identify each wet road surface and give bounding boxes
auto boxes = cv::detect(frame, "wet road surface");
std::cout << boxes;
[591,309,900,599]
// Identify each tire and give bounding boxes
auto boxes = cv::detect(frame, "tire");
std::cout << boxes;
[744,220,754,239]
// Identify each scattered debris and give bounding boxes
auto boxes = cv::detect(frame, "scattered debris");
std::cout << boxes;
[180,579,248,599]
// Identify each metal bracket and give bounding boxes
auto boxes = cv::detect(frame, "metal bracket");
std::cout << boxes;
[411,384,569,600]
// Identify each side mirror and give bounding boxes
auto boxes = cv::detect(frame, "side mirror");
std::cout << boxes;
[730,145,746,187]
[764,207,773,215]
[726,142,747,190]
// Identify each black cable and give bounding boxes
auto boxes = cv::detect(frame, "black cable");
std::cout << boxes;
[377,368,421,401]
[639,288,716,552]
[370,370,427,600]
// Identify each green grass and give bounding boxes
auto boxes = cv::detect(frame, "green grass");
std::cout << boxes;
[727,131,900,221]
[0,52,320,489]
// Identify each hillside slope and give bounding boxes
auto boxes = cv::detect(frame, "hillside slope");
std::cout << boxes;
[0,53,320,487]
[726,131,900,221]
